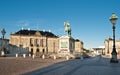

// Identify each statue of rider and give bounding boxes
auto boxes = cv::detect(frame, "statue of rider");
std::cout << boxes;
[64,22,71,36]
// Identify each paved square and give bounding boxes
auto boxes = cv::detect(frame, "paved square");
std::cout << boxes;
[24,56,120,75]
[1,56,120,75]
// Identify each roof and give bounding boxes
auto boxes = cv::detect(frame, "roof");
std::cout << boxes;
[12,29,58,38]
[92,48,105,50]
[75,39,80,41]
[75,39,84,44]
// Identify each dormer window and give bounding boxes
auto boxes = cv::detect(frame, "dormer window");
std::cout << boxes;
[35,31,41,36]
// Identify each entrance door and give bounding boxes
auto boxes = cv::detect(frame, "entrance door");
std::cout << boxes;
[36,48,40,56]
[42,49,45,54]
[31,48,33,56]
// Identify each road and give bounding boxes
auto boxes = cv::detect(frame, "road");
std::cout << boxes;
[24,56,120,75]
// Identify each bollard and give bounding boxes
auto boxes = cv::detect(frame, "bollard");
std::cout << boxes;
[80,55,83,60]
[42,54,45,59]
[23,54,26,58]
[66,56,69,60]
[29,54,31,57]
[1,51,5,56]
[54,55,56,60]
[32,55,35,59]
[16,54,18,57]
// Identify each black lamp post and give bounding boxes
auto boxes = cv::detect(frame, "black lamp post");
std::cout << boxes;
[1,28,6,39]
[109,13,118,63]
[1,28,6,56]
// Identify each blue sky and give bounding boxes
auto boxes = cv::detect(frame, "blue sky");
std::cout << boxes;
[0,0,120,48]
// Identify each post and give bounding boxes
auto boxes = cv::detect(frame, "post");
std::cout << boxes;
[66,55,69,60]
[110,25,118,63]
[32,54,35,59]
[1,51,5,56]
[53,55,56,60]
[23,54,26,58]
[80,53,83,60]
[42,54,45,59]
[109,13,119,63]
[16,54,18,57]
[1,28,6,57]
[29,54,31,57]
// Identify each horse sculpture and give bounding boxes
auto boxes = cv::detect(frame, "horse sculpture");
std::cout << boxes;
[64,22,71,36]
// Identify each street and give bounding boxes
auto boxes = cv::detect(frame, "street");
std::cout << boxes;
[24,56,120,75]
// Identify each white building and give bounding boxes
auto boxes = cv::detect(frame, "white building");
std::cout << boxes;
[0,38,9,55]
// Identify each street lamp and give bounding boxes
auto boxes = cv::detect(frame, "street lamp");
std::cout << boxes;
[1,28,6,39]
[109,13,118,63]
[1,28,6,56]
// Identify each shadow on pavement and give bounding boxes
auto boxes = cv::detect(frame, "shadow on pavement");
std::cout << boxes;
[23,55,120,75]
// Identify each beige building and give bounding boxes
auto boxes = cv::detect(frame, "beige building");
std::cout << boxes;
[75,39,83,53]
[104,38,120,57]
[9,29,83,57]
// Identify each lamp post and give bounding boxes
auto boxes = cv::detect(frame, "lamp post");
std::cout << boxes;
[1,28,6,39]
[1,28,6,56]
[109,13,118,63]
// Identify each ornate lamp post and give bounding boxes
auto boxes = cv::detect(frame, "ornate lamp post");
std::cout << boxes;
[1,28,6,56]
[1,28,6,39]
[109,13,118,63]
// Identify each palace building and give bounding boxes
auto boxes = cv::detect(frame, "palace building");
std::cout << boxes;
[9,29,83,57]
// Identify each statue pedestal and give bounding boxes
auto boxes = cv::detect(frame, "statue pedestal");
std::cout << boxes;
[58,35,74,58]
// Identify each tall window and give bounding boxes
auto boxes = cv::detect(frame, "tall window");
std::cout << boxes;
[30,38,33,46]
[40,39,43,47]
[36,39,39,46]
[53,42,55,53]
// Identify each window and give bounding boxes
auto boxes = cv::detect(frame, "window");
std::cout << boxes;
[30,38,33,46]
[40,39,43,47]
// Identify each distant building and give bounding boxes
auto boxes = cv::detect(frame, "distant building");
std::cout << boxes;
[0,38,9,51]
[104,38,120,57]
[75,39,83,53]
[92,48,105,55]
[9,29,83,57]
[0,38,10,56]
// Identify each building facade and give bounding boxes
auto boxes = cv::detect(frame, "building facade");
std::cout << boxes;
[75,39,83,53]
[0,38,9,54]
[104,38,120,57]
[9,29,83,57]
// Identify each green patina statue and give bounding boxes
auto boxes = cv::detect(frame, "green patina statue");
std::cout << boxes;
[64,22,71,36]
